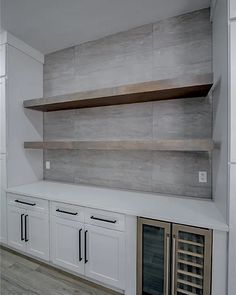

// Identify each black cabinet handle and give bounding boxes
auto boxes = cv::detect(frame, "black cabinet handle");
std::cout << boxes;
[56,209,78,216]
[15,200,36,206]
[79,229,82,262]
[90,216,117,224]
[25,215,29,242]
[84,230,88,264]
[21,214,24,241]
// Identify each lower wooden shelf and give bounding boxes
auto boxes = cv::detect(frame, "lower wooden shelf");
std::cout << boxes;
[24,139,214,152]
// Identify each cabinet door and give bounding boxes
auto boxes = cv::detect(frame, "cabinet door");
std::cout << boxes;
[26,211,49,261]
[172,224,212,295]
[7,205,26,251]
[137,218,171,295]
[0,155,7,243]
[230,0,236,19]
[231,21,236,162]
[51,216,84,275]
[84,224,125,289]
[0,78,6,154]
[0,191,7,244]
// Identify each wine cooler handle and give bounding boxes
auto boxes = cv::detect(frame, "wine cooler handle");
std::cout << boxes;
[165,234,170,295]
[172,236,176,295]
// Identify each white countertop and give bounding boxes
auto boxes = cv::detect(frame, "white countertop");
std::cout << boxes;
[7,180,228,231]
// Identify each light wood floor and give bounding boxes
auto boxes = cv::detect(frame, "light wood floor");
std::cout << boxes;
[0,247,118,295]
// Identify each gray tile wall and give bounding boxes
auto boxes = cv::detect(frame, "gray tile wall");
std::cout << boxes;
[44,9,212,97]
[43,8,213,198]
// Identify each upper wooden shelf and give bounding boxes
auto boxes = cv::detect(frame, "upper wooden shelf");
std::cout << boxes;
[24,139,214,152]
[23,74,213,112]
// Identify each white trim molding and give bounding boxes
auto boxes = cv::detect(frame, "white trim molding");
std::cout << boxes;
[0,31,44,64]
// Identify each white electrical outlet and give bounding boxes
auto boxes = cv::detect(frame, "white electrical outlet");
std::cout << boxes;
[198,171,207,183]
[45,161,51,170]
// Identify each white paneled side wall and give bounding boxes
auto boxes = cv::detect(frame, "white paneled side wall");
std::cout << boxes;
[229,164,236,295]
[230,20,236,163]
[6,44,44,187]
[229,11,236,295]
[0,154,7,243]
[230,0,236,19]
[212,230,228,295]
[212,0,229,220]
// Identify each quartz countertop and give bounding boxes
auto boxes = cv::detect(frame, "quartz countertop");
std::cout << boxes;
[7,180,228,231]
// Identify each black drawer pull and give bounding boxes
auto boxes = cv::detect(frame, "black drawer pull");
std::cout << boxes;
[21,214,24,241]
[84,230,88,264]
[56,209,78,216]
[25,215,29,242]
[90,216,117,224]
[15,200,36,206]
[79,229,82,262]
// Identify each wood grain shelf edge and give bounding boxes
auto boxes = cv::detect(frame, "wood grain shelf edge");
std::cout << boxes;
[23,73,213,112]
[24,139,214,152]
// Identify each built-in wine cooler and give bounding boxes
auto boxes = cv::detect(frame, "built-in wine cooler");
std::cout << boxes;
[137,218,212,295]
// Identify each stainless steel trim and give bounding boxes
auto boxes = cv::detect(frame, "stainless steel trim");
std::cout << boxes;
[172,235,176,295]
[137,218,171,295]
[165,234,170,295]
[172,223,212,295]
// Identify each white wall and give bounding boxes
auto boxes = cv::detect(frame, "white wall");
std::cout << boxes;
[230,0,236,19]
[212,0,229,221]
[6,43,44,187]
[229,164,236,295]
[228,10,236,295]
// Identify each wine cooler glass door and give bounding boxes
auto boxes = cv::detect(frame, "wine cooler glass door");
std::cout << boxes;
[137,218,171,295]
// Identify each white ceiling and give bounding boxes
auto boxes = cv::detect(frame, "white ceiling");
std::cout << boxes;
[2,0,210,54]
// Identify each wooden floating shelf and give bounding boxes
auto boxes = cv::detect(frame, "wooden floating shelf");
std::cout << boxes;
[24,139,214,152]
[23,73,213,112]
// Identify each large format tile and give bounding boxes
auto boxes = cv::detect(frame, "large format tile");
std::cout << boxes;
[152,8,212,80]
[1,275,40,295]
[74,150,153,192]
[0,248,116,295]
[43,9,213,199]
[73,24,153,92]
[151,151,211,198]
[153,97,212,139]
[153,9,211,50]
[44,150,77,183]
[74,24,152,74]
[44,109,76,140]
[44,47,75,81]
[74,102,153,140]
[44,75,77,98]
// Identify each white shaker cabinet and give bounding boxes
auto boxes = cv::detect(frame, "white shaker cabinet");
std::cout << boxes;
[0,78,6,154]
[0,154,7,243]
[230,0,236,19]
[51,216,84,275]
[229,164,236,295]
[26,210,49,260]
[230,21,236,162]
[50,202,126,290]
[7,205,26,251]
[7,195,49,261]
[84,224,125,290]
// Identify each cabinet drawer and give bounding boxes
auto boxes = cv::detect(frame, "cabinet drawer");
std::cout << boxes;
[51,202,84,222]
[7,193,49,213]
[85,208,125,231]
